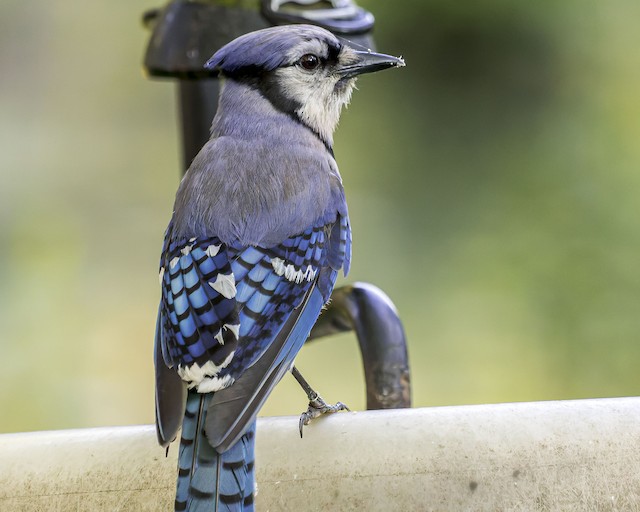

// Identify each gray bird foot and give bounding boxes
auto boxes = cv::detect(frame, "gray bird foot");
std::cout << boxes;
[298,395,350,438]
[291,365,350,437]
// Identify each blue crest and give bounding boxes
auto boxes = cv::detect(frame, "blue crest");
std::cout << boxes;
[204,24,342,75]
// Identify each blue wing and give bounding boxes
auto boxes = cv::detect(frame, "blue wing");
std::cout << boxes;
[155,213,350,448]
[159,235,239,372]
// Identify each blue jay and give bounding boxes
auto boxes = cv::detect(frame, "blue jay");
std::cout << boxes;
[155,24,404,511]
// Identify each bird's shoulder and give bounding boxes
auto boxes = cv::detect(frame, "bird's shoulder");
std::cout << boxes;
[172,135,347,246]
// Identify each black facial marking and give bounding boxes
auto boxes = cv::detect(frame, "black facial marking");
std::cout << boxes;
[254,73,303,117]
[326,42,342,65]
[231,60,336,152]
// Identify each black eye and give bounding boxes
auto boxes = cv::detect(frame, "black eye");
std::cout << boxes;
[299,54,320,71]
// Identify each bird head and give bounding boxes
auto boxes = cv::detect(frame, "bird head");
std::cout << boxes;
[205,24,405,146]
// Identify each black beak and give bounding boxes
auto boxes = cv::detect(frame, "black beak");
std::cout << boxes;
[338,50,405,79]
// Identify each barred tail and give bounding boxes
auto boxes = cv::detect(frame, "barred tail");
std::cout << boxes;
[176,390,256,512]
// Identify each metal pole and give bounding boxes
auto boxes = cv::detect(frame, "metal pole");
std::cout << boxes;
[143,1,269,170]
[4,398,640,510]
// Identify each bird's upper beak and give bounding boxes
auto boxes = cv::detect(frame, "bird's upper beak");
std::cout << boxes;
[337,50,405,79]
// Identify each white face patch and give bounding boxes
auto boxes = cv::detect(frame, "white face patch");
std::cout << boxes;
[271,257,317,284]
[209,272,237,299]
[274,44,359,146]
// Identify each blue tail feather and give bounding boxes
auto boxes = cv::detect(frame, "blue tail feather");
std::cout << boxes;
[176,390,255,512]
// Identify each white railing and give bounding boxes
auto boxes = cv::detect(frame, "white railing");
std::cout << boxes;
[1,397,639,510]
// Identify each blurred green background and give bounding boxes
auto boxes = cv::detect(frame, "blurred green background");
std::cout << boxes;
[1,0,640,434]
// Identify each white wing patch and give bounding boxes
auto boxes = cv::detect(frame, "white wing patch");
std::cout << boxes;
[177,351,235,392]
[213,323,241,345]
[159,267,165,285]
[271,257,317,284]
[197,374,234,393]
[209,272,236,299]
[225,323,240,340]
[206,244,221,257]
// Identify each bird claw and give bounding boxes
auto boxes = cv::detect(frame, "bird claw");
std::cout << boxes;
[298,397,350,438]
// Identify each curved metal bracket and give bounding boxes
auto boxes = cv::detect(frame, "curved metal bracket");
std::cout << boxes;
[262,0,375,35]
[309,283,410,409]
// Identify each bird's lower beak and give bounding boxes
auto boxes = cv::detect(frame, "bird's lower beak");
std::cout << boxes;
[338,50,405,79]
